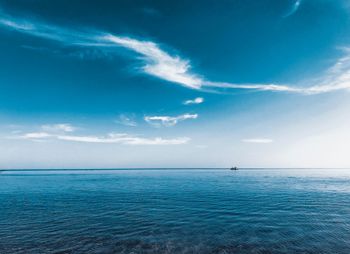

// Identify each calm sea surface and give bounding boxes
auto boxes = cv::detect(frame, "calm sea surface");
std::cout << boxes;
[1,169,350,254]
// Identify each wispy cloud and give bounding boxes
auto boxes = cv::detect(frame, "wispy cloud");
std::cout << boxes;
[0,14,87,43]
[242,138,274,144]
[22,132,53,139]
[41,123,76,132]
[58,133,190,145]
[1,8,350,94]
[283,0,302,18]
[17,131,189,145]
[0,11,202,89]
[18,124,75,139]
[103,35,202,89]
[145,113,198,127]
[115,114,137,127]
[307,47,350,94]
[183,97,204,105]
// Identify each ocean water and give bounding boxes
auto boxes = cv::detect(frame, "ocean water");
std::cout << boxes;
[1,169,350,254]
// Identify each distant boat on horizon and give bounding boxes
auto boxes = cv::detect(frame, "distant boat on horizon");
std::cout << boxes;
[230,167,238,170]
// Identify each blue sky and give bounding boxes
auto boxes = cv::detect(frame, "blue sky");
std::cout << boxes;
[1,0,350,168]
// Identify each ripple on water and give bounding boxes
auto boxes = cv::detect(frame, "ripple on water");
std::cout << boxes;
[1,169,350,253]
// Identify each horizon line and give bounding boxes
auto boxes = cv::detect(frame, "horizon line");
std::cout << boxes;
[1,167,350,171]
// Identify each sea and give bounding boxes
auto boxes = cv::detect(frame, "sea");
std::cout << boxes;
[1,169,350,254]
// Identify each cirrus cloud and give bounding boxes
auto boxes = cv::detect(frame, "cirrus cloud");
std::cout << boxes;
[58,133,190,145]
[144,113,198,127]
[1,8,350,94]
[17,131,190,145]
[283,0,302,18]
[41,123,76,133]
[114,114,137,127]
[242,138,274,144]
[183,97,204,105]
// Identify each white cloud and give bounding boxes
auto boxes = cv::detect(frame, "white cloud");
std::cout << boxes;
[0,12,202,89]
[203,81,302,92]
[115,114,137,127]
[0,18,34,31]
[303,47,350,94]
[183,97,204,105]
[17,130,189,145]
[21,132,52,139]
[242,138,274,144]
[283,0,302,18]
[103,35,202,89]
[57,133,190,145]
[144,113,198,127]
[41,123,76,132]
[59,133,190,145]
[0,15,74,42]
[1,9,350,94]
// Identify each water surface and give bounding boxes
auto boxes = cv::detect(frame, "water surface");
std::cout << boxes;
[1,169,350,253]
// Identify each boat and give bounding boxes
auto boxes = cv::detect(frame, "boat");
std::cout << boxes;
[230,167,238,170]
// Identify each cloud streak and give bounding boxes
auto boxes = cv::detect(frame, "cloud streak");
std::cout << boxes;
[22,132,52,139]
[183,97,204,105]
[1,9,350,94]
[242,138,273,144]
[58,133,190,145]
[18,131,189,145]
[145,113,198,127]
[115,114,137,127]
[283,0,302,18]
[41,123,76,133]
[104,35,202,89]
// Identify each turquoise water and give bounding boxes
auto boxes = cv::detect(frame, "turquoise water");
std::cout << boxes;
[1,169,350,253]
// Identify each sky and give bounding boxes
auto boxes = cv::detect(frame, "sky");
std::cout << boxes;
[1,0,350,169]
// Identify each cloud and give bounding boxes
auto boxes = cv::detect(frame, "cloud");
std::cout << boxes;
[283,0,302,18]
[41,123,76,132]
[21,132,52,139]
[1,8,350,94]
[58,133,189,145]
[183,97,204,105]
[17,131,189,145]
[0,10,100,44]
[203,81,302,93]
[306,47,350,94]
[144,113,198,127]
[13,122,189,145]
[103,35,202,89]
[242,138,274,144]
[115,114,137,127]
[203,50,350,94]
[0,12,202,89]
